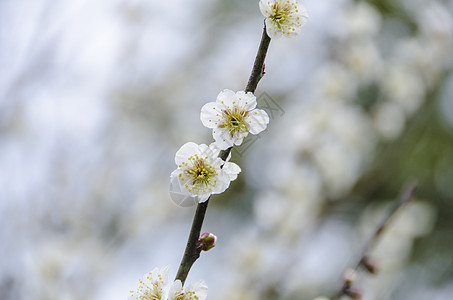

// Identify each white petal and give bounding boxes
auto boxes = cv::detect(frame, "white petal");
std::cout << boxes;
[213,128,234,150]
[198,192,211,203]
[222,162,241,181]
[186,280,208,300]
[233,134,246,146]
[197,143,210,156]
[246,108,269,134]
[259,0,273,18]
[158,266,170,284]
[208,142,223,154]
[217,89,237,107]
[265,18,282,39]
[236,91,257,110]
[174,142,198,165]
[169,174,198,207]
[142,266,168,288]
[200,102,223,129]
[297,4,310,23]
[212,172,231,195]
[168,280,183,300]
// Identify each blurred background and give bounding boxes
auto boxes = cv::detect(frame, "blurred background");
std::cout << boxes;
[1,0,452,299]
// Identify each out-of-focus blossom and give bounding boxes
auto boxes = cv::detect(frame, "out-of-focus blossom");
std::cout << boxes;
[200,89,269,150]
[341,2,381,37]
[314,63,357,100]
[372,101,406,141]
[259,0,309,38]
[341,39,382,82]
[170,142,240,203]
[167,279,208,300]
[381,63,425,115]
[418,1,453,41]
[129,266,169,300]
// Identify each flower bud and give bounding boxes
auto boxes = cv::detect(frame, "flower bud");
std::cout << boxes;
[361,255,379,274]
[198,232,217,251]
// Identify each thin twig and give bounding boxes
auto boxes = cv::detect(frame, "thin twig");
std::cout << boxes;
[175,200,209,283]
[332,180,417,300]
[175,27,272,285]
[246,26,271,93]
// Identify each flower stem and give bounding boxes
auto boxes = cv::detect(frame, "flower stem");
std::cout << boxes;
[332,180,417,300]
[175,200,209,284]
[246,26,271,93]
[174,26,271,285]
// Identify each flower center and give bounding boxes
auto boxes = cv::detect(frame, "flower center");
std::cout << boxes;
[270,1,298,29]
[185,156,217,187]
[218,106,249,137]
[174,291,198,300]
[271,2,287,21]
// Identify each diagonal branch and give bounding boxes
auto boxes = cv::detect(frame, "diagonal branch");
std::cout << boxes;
[332,180,417,300]
[175,27,272,285]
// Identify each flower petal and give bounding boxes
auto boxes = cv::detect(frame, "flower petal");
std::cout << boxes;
[212,171,231,195]
[217,89,237,107]
[259,0,273,18]
[198,192,211,203]
[200,102,223,129]
[222,162,241,181]
[213,128,234,150]
[296,5,309,26]
[246,108,270,134]
[186,280,208,300]
[170,174,198,207]
[168,280,183,300]
[236,91,257,110]
[265,18,281,39]
[175,142,198,165]
[233,134,247,146]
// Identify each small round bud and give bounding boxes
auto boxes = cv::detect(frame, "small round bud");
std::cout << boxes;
[343,268,358,285]
[198,232,217,251]
[361,256,379,274]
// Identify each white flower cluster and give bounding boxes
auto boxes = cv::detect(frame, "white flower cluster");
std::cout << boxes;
[259,0,309,38]
[129,266,208,300]
[170,89,269,204]
[169,1,309,204]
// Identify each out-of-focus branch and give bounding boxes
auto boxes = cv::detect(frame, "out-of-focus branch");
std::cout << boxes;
[175,27,271,285]
[332,180,417,300]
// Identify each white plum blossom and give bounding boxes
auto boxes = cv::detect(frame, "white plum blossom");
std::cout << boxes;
[129,268,208,300]
[170,142,241,204]
[259,0,309,38]
[168,279,208,300]
[200,89,269,149]
[129,266,169,300]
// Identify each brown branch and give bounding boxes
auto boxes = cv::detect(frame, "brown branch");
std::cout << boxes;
[246,27,271,93]
[332,180,417,300]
